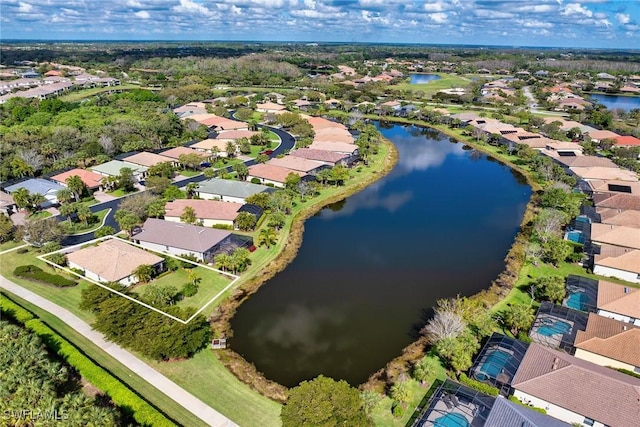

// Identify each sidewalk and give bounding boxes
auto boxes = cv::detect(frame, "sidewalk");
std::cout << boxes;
[0,277,238,427]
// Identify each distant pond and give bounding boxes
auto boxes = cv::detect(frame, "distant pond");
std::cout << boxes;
[410,73,442,84]
[230,124,532,387]
[588,93,640,112]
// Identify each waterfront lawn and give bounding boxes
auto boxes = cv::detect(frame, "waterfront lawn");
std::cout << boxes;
[149,350,282,427]
[1,290,209,427]
[390,73,471,97]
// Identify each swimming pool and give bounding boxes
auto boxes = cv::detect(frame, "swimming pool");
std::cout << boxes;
[566,292,588,311]
[434,413,469,427]
[478,349,511,379]
[566,230,584,243]
[537,320,571,337]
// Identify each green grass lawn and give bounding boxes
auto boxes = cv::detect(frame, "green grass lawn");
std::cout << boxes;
[0,240,27,252]
[28,211,52,220]
[148,350,282,427]
[61,209,109,235]
[390,73,472,97]
[107,188,138,197]
[59,84,140,102]
[177,169,202,177]
[1,290,209,427]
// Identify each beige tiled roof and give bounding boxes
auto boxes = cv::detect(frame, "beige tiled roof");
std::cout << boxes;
[555,156,617,168]
[570,166,639,182]
[214,130,258,140]
[597,279,640,318]
[191,139,230,152]
[67,239,163,282]
[313,133,354,144]
[575,313,640,366]
[595,193,640,211]
[590,223,640,249]
[589,180,640,195]
[308,141,358,154]
[267,156,326,173]
[164,199,242,221]
[160,146,208,160]
[289,148,349,164]
[595,250,640,275]
[186,114,246,130]
[256,102,286,111]
[247,164,307,183]
[512,343,640,427]
[123,152,173,168]
[599,209,640,229]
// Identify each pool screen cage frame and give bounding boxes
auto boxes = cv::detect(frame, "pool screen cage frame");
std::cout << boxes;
[469,333,529,396]
[563,275,598,313]
[529,301,589,353]
[411,379,495,427]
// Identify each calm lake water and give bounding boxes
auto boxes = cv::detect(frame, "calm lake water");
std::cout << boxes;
[410,73,441,84]
[230,124,531,387]
[589,94,640,112]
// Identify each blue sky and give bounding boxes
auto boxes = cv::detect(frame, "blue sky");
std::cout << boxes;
[1,0,639,48]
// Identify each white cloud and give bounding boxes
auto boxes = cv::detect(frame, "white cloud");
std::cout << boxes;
[135,10,150,19]
[423,2,445,12]
[616,13,630,25]
[429,12,447,24]
[172,0,215,17]
[562,3,593,17]
[18,2,33,13]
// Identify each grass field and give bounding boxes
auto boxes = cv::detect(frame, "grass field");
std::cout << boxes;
[27,211,52,220]
[59,84,140,102]
[107,188,138,197]
[61,208,109,234]
[0,240,27,252]
[390,73,472,97]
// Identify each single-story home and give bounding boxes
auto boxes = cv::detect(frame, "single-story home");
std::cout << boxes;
[596,279,640,326]
[122,152,174,169]
[255,102,286,113]
[598,209,640,228]
[191,178,274,203]
[164,199,244,227]
[307,141,359,164]
[185,114,248,131]
[133,218,248,263]
[0,192,16,215]
[50,168,105,191]
[190,139,237,157]
[573,313,640,372]
[289,148,350,167]
[266,156,328,175]
[214,130,259,141]
[160,146,210,163]
[247,164,309,187]
[588,180,640,196]
[511,343,640,427]
[66,239,164,286]
[91,160,147,181]
[594,193,640,211]
[583,129,620,143]
[613,135,640,147]
[484,396,571,427]
[4,178,65,207]
[569,166,639,182]
[590,223,640,250]
[594,248,640,284]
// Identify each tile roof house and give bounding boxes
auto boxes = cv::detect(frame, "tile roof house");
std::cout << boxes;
[511,343,640,427]
[598,209,640,229]
[191,178,273,203]
[4,178,65,207]
[213,130,259,141]
[553,156,617,169]
[185,114,247,131]
[247,164,308,188]
[164,199,244,227]
[255,102,286,113]
[569,166,639,182]
[190,138,235,156]
[583,129,620,142]
[160,146,210,161]
[574,313,640,371]
[596,279,640,325]
[613,135,640,147]
[66,239,164,286]
[308,141,359,155]
[289,148,350,167]
[50,168,104,191]
[484,396,571,427]
[266,156,328,175]
[588,180,640,196]
[594,193,640,211]
[122,152,174,168]
[91,160,147,179]
[0,192,16,215]
[590,223,640,250]
[133,218,234,263]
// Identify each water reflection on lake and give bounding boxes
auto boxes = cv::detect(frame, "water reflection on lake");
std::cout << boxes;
[589,93,640,112]
[410,73,442,84]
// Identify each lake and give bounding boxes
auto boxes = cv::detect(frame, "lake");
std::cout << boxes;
[229,124,532,387]
[410,73,441,84]
[588,94,640,112]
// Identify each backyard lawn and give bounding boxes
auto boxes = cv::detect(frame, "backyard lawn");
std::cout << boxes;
[390,73,472,97]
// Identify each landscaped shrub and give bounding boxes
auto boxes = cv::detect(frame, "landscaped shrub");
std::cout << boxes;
[458,373,499,396]
[41,241,62,253]
[16,247,29,254]
[13,265,76,287]
[0,297,175,427]
[212,224,234,230]
[250,178,261,184]
[181,282,199,298]
[391,402,404,418]
[508,395,547,414]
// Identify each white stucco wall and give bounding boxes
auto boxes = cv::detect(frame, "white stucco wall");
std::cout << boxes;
[597,309,640,326]
[246,175,283,188]
[198,192,246,204]
[573,348,637,371]
[68,261,138,287]
[164,215,234,228]
[512,390,606,426]
[593,264,640,284]
[135,240,206,262]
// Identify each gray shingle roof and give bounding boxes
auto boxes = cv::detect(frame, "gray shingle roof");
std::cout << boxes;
[485,397,570,427]
[134,218,231,254]
[5,178,65,195]
[192,178,273,200]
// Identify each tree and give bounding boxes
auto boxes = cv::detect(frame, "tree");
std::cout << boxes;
[503,304,534,337]
[234,211,257,231]
[114,211,140,237]
[180,206,198,225]
[145,175,172,195]
[435,331,479,376]
[534,208,566,243]
[146,199,166,219]
[27,193,46,213]
[65,175,86,201]
[284,172,301,191]
[214,253,233,272]
[55,188,74,205]
[412,357,439,386]
[230,247,251,273]
[225,141,237,158]
[237,137,251,154]
[178,153,203,171]
[390,379,412,407]
[185,182,199,199]
[163,185,183,201]
[94,226,115,238]
[147,161,175,178]
[76,204,93,226]
[316,168,332,186]
[268,211,286,230]
[117,167,135,192]
[17,218,63,247]
[421,306,466,344]
[12,188,31,211]
[117,192,158,220]
[281,375,371,427]
[245,192,271,209]
[255,154,269,163]
[542,237,573,266]
[133,264,154,283]
[232,163,249,181]
[203,168,217,179]
[58,202,78,223]
[533,276,566,303]
[142,284,179,306]
[330,165,349,186]
[258,227,278,249]
[0,214,16,243]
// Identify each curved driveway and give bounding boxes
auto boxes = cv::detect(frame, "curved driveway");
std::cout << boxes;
[0,277,238,427]
[61,125,295,246]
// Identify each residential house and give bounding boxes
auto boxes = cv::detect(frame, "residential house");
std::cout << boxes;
[511,343,640,427]
[597,209,640,228]
[191,139,236,156]
[484,396,571,427]
[213,130,259,141]
[593,246,640,284]
[66,239,164,286]
[613,135,640,147]
[122,152,174,169]
[590,223,640,250]
[588,180,640,196]
[160,146,210,165]
[173,102,208,118]
[266,156,328,175]
[4,178,65,207]
[595,279,640,325]
[185,114,248,131]
[255,102,286,113]
[308,141,359,158]
[569,166,638,183]
[594,193,640,211]
[133,218,249,263]
[247,164,308,188]
[164,199,246,227]
[91,160,147,181]
[583,129,620,143]
[573,313,640,372]
[0,192,16,216]
[50,168,104,192]
[191,178,274,203]
[288,148,350,167]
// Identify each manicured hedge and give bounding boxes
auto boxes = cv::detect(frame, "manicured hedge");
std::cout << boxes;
[13,265,76,287]
[458,373,500,396]
[0,296,176,427]
[508,395,547,414]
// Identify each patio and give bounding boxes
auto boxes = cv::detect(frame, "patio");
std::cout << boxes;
[529,302,588,352]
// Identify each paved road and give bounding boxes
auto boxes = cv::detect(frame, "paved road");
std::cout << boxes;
[0,277,238,427]
[60,125,296,246]
[523,86,569,117]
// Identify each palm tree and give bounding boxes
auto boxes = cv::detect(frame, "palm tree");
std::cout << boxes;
[76,204,93,226]
[258,227,278,249]
[133,264,154,283]
[65,175,85,201]
[58,202,77,223]
[185,182,199,199]
[55,188,74,205]
[214,253,232,272]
